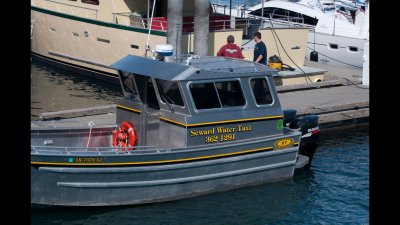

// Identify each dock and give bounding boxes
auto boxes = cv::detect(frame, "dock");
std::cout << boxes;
[36,60,368,131]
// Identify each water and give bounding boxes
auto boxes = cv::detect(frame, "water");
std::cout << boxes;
[31,62,122,120]
[30,62,369,224]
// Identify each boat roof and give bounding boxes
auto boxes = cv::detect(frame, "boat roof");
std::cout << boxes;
[248,0,326,19]
[110,55,277,81]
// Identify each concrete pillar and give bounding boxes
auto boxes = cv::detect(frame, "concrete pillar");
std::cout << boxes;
[167,0,183,57]
[194,0,209,56]
[362,42,369,85]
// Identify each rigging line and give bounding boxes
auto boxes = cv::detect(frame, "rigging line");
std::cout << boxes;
[313,26,316,51]
[270,22,281,58]
[270,26,314,83]
[145,0,157,57]
[241,38,253,47]
[341,77,369,89]
[306,46,363,68]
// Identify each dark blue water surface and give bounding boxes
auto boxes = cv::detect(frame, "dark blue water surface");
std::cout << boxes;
[31,61,369,224]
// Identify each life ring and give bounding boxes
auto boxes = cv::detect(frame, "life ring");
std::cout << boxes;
[112,121,136,150]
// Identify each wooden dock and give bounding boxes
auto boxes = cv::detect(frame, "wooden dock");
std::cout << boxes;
[37,58,368,130]
[38,80,368,130]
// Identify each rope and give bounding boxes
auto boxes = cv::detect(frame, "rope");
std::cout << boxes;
[270,25,281,58]
[86,121,95,148]
[241,38,253,47]
[342,77,369,89]
[313,26,316,51]
[306,46,363,68]
[269,26,314,83]
[145,0,157,57]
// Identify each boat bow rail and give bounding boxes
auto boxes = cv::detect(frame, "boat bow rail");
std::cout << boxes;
[30,145,158,155]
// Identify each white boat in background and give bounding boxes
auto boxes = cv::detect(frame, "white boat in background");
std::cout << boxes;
[297,0,367,26]
[212,0,369,68]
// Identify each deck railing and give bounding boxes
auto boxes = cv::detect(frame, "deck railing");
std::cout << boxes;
[210,3,313,29]
[32,120,88,128]
[34,0,99,19]
[112,12,167,31]
[31,145,163,155]
[31,1,312,34]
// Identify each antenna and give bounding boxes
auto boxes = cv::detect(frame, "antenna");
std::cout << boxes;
[175,23,180,61]
[145,0,157,58]
[333,0,336,36]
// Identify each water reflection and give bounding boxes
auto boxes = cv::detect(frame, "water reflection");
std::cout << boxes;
[31,62,122,120]
[31,168,321,225]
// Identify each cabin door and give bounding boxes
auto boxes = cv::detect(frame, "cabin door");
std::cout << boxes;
[141,77,161,147]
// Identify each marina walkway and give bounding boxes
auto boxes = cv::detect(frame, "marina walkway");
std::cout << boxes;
[35,60,368,130]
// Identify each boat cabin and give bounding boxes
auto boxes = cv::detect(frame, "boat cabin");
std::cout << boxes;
[110,55,285,149]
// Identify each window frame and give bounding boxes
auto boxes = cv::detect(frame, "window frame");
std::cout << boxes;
[81,0,99,5]
[155,79,186,109]
[328,43,339,50]
[119,71,139,100]
[187,79,247,112]
[249,77,274,107]
[214,79,247,108]
[347,46,359,53]
[188,81,222,111]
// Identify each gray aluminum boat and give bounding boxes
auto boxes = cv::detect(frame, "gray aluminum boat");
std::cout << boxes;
[31,54,318,206]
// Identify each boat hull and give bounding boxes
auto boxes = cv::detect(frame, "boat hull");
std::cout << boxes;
[31,136,299,206]
[30,5,167,82]
[307,32,368,68]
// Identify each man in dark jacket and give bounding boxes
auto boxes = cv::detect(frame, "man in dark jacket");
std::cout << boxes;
[253,31,267,65]
[216,35,244,59]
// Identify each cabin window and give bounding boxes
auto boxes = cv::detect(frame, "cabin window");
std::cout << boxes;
[250,78,273,105]
[189,83,221,110]
[147,78,160,110]
[120,71,138,99]
[215,81,245,107]
[156,79,185,107]
[97,38,110,43]
[348,46,358,52]
[329,43,339,50]
[81,0,99,5]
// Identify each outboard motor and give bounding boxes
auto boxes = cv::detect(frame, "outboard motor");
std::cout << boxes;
[283,109,320,167]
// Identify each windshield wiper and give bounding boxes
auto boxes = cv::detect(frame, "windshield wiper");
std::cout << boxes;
[160,94,175,112]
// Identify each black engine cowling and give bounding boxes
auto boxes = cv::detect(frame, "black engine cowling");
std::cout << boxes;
[283,109,320,166]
